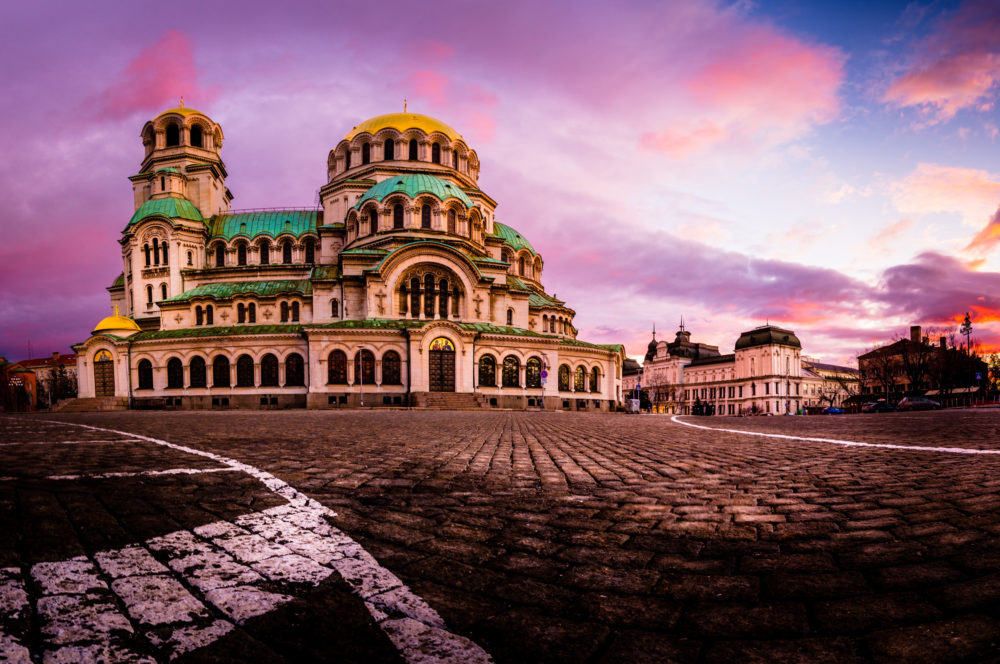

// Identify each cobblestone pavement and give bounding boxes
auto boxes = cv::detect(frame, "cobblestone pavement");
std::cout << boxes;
[2,410,1000,663]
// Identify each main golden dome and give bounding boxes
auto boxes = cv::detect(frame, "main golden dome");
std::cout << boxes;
[343,112,462,142]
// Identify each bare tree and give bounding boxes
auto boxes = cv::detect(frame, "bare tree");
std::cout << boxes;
[860,343,898,400]
[898,338,934,395]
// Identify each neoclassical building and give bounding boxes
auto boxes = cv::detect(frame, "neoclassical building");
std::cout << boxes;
[638,323,840,415]
[75,105,624,409]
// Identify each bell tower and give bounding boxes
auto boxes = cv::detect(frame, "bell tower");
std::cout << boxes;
[131,100,232,219]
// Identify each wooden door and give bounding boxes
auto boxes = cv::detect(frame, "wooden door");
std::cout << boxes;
[428,337,455,392]
[94,352,115,397]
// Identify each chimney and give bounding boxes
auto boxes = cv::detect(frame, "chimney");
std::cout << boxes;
[910,325,921,342]
[939,336,946,349]
[51,352,60,361]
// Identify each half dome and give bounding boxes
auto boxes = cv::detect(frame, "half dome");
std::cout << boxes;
[344,112,462,142]
[355,174,474,209]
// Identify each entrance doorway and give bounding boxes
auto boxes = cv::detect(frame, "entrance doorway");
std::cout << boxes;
[94,350,115,397]
[428,337,455,392]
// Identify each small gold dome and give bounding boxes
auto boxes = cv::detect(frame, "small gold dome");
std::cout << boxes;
[344,112,462,142]
[93,307,141,336]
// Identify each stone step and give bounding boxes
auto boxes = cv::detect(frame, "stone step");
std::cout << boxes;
[55,397,128,412]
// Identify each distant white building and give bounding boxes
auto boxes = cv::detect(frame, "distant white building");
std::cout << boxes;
[639,323,856,415]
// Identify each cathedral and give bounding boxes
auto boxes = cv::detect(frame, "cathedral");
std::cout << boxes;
[74,105,624,410]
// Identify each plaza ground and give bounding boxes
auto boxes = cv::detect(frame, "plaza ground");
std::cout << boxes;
[1,410,999,663]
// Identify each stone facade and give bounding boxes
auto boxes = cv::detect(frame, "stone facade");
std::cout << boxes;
[75,107,624,410]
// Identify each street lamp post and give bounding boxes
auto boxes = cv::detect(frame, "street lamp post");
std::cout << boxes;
[960,312,973,406]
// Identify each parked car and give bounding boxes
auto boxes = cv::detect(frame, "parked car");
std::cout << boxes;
[862,400,895,413]
[821,407,845,414]
[896,396,941,411]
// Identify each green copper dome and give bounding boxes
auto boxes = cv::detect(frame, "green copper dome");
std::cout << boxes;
[491,222,536,255]
[354,174,474,210]
[127,195,203,228]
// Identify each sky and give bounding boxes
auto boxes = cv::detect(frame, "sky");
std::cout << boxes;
[2,0,1000,365]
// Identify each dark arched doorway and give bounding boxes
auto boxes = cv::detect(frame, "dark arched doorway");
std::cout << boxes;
[94,350,115,397]
[428,337,455,392]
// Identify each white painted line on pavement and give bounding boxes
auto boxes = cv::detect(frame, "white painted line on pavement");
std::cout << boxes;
[30,419,493,664]
[671,415,1000,455]
[44,467,239,481]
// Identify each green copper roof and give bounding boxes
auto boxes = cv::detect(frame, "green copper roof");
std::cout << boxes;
[155,167,181,175]
[110,273,125,289]
[560,338,624,352]
[307,319,428,330]
[459,323,549,338]
[491,222,536,255]
[208,210,319,241]
[341,248,390,256]
[132,325,303,342]
[127,196,203,228]
[310,266,340,280]
[354,174,474,210]
[161,280,312,303]
[528,290,565,308]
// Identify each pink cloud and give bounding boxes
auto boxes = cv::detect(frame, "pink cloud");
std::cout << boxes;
[869,218,916,249]
[95,30,216,119]
[408,69,450,107]
[966,205,1000,252]
[883,0,1000,125]
[890,162,1000,228]
[642,25,842,157]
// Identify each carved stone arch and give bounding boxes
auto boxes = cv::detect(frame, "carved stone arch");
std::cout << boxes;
[374,127,403,142]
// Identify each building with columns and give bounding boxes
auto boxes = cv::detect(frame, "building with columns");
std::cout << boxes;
[639,322,842,415]
[74,105,624,410]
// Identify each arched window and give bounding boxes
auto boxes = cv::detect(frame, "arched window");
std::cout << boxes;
[506,308,513,326]
[237,244,247,266]
[190,124,203,148]
[431,143,441,163]
[259,241,270,265]
[362,143,370,164]
[423,274,436,317]
[248,303,256,323]
[447,210,456,234]
[215,244,225,267]
[280,302,289,322]
[152,238,160,265]
[190,356,206,388]
[237,303,246,324]
[260,354,279,386]
[236,355,254,387]
[574,366,586,392]
[137,359,153,390]
[478,355,496,387]
[421,205,431,229]
[305,240,315,264]
[161,176,166,191]
[393,204,404,229]
[205,305,213,325]
[144,244,151,266]
[384,139,395,160]
[344,150,351,170]
[195,306,203,326]
[354,350,375,384]
[558,364,570,392]
[327,350,347,384]
[526,357,542,388]
[452,150,458,169]
[212,356,230,387]
[518,257,525,276]
[502,356,520,388]
[167,358,183,389]
[543,315,548,332]
[282,242,292,264]
[162,242,168,265]
[146,285,153,305]
[285,353,305,386]
[291,301,300,322]
[331,299,340,318]
[410,277,420,315]
[368,206,379,234]
[165,123,179,146]
[438,278,449,318]
[408,138,418,160]
[160,284,167,300]
[590,367,599,393]
[382,351,402,385]
[750,357,755,377]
